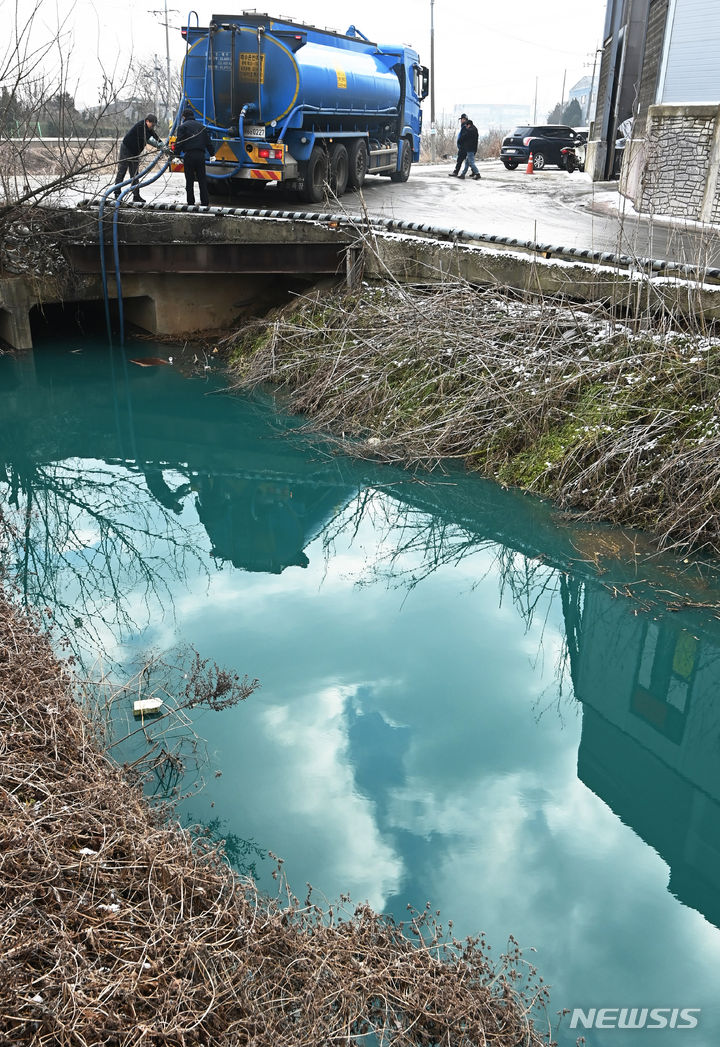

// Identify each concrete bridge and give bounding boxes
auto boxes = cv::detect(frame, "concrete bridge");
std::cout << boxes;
[3,200,720,351]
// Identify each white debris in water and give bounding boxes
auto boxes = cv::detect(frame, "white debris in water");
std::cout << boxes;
[133,697,164,716]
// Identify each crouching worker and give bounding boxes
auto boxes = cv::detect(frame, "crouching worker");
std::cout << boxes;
[114,114,164,202]
[174,108,216,206]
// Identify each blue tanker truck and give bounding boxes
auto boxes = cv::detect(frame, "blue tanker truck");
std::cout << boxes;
[179,12,429,202]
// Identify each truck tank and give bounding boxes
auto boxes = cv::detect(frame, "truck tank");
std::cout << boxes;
[182,20,403,129]
[178,13,428,202]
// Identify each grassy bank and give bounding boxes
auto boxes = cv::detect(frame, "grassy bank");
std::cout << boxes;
[1,595,551,1046]
[226,282,720,555]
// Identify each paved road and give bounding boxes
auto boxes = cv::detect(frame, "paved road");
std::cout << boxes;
[293,161,720,270]
[61,158,720,270]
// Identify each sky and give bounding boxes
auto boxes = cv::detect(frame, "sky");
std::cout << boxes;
[14,0,608,124]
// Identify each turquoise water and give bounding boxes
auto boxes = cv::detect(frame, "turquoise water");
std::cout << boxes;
[2,340,720,1045]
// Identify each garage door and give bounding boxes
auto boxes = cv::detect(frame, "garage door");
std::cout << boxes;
[659,0,720,103]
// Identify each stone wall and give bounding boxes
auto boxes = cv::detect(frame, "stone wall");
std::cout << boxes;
[625,104,720,222]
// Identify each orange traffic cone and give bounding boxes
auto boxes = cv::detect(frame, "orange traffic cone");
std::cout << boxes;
[526,152,534,175]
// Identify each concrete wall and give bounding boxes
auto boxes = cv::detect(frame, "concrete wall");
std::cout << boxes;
[0,270,277,350]
[618,0,671,202]
[586,0,651,182]
[0,208,354,349]
[363,233,720,324]
[4,209,720,352]
[635,0,671,126]
[624,103,720,221]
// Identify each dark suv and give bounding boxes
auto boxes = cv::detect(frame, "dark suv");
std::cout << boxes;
[500,125,585,170]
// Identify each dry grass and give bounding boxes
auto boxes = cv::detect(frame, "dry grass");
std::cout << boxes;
[0,594,553,1046]
[420,124,505,162]
[225,281,720,555]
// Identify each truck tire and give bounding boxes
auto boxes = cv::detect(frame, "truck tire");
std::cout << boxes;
[329,143,349,196]
[347,139,369,189]
[301,146,329,203]
[390,137,412,182]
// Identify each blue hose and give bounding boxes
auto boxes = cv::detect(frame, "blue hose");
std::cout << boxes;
[98,37,192,349]
[98,148,175,346]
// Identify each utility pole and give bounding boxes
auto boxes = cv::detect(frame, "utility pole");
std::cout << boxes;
[153,53,161,116]
[149,3,177,125]
[163,0,171,125]
[533,77,538,123]
[588,47,603,124]
[430,0,436,163]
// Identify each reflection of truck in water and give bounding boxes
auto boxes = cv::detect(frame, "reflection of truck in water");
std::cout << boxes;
[193,474,354,574]
[179,12,429,202]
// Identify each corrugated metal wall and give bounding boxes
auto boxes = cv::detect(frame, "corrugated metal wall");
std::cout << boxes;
[660,0,720,102]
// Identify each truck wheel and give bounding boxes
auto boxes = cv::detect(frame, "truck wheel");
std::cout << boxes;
[301,146,329,203]
[390,137,412,182]
[347,140,368,189]
[329,143,349,196]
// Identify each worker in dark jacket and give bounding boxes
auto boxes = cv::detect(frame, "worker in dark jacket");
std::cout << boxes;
[173,108,215,206]
[113,114,164,202]
[458,119,481,180]
[449,113,468,177]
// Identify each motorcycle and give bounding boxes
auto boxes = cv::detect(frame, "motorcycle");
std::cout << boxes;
[560,143,585,174]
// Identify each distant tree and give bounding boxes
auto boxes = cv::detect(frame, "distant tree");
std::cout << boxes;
[38,91,83,137]
[546,102,563,124]
[0,0,148,220]
[0,87,20,134]
[130,56,182,127]
[0,0,176,295]
[561,99,583,127]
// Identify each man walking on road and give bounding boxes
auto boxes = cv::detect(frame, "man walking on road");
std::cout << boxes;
[458,118,481,180]
[449,113,468,177]
[173,108,216,206]
[113,114,165,202]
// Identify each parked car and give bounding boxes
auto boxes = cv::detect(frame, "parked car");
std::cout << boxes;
[500,124,587,171]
